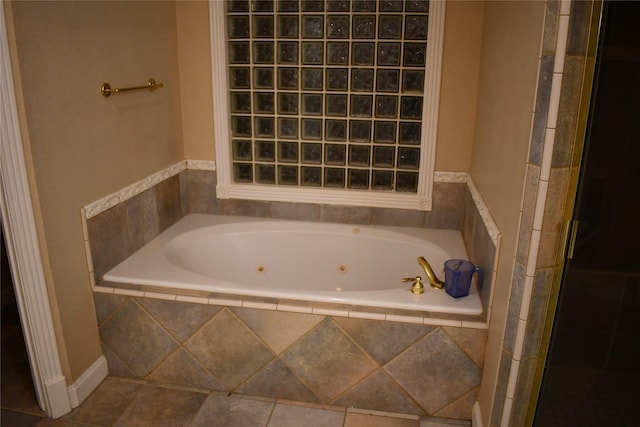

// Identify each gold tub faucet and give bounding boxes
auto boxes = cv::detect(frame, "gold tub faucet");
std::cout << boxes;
[402,276,425,295]
[417,256,445,289]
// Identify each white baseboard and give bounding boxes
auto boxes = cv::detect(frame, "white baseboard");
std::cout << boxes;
[472,401,484,427]
[67,355,108,408]
[43,375,71,418]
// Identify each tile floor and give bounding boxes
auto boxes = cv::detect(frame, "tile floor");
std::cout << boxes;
[2,303,469,427]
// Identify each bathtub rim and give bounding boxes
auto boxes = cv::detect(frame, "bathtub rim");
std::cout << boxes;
[99,214,487,324]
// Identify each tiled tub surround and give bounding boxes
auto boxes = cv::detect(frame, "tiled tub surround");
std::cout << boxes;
[83,163,498,421]
[84,165,497,321]
[94,292,487,419]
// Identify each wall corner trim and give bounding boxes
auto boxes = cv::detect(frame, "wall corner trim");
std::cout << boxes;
[1,4,72,419]
[67,355,108,408]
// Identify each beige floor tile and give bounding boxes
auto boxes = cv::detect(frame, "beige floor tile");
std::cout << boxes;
[59,377,142,425]
[113,384,207,426]
[0,361,45,417]
[267,403,345,427]
[344,412,419,427]
[190,393,274,427]
[0,409,42,427]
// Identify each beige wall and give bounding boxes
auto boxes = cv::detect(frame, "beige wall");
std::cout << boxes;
[8,0,184,381]
[436,1,484,172]
[177,1,214,160]
[469,2,546,424]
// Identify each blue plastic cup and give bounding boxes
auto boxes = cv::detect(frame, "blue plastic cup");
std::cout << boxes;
[444,259,483,298]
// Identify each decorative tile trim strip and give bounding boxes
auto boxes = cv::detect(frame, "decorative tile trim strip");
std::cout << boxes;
[313,307,349,318]
[387,314,424,324]
[113,288,144,298]
[80,207,96,289]
[424,318,462,327]
[462,321,489,330]
[94,282,489,327]
[466,177,501,246]
[242,301,278,311]
[209,297,242,307]
[83,161,187,219]
[145,292,177,301]
[277,304,313,314]
[81,165,480,222]
[434,171,469,184]
[348,311,386,321]
[435,171,500,246]
[186,159,216,171]
[83,159,216,220]
[176,295,208,305]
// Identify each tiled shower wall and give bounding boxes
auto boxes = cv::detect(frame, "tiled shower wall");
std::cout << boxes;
[490,1,601,425]
[94,292,487,419]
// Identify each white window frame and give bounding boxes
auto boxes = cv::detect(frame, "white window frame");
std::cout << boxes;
[209,0,445,211]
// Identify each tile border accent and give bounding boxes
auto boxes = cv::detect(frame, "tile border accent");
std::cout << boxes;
[93,285,487,328]
[186,159,216,171]
[465,178,500,246]
[436,171,500,247]
[434,171,468,184]
[83,165,495,236]
[83,160,195,219]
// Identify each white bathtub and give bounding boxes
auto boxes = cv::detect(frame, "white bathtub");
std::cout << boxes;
[103,214,483,315]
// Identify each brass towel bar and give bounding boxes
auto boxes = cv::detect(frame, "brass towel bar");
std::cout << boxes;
[100,78,163,98]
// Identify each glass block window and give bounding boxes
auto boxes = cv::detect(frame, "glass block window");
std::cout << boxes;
[211,0,444,210]
[226,0,430,192]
